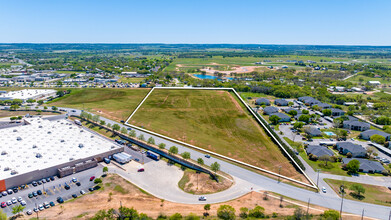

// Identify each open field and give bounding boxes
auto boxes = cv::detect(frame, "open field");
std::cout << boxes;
[129,89,305,181]
[49,88,150,122]
[325,178,391,207]
[347,74,391,84]
[32,174,329,220]
[118,76,145,84]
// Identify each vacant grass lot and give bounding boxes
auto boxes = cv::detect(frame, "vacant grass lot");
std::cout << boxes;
[50,88,149,121]
[325,178,391,207]
[130,89,304,181]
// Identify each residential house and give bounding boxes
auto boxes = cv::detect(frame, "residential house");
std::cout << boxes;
[255,98,270,106]
[304,126,322,137]
[298,96,321,106]
[313,102,331,110]
[336,142,366,158]
[274,99,289,106]
[360,129,391,141]
[342,158,385,173]
[283,107,301,115]
[270,112,291,122]
[306,145,334,157]
[263,106,279,115]
[331,108,345,117]
[343,120,370,131]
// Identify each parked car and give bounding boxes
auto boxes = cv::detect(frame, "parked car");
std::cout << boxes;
[90,176,95,181]
[33,192,38,197]
[72,177,77,183]
[1,202,6,208]
[12,188,18,193]
[88,187,94,192]
[37,190,42,195]
[11,197,17,204]
[44,202,50,209]
[1,191,7,196]
[204,154,211,158]
[76,182,81,186]
[41,179,46,184]
[322,187,327,193]
[38,204,44,211]
[37,181,42,185]
[57,197,64,203]
[32,181,37,187]
[80,190,86,195]
[50,176,55,181]
[17,196,23,202]
[50,201,55,207]
[46,177,51,182]
[26,209,33,215]
[64,185,70,190]
[7,189,13,195]
[72,194,78,198]
[33,207,39,213]
[6,200,12,206]
[21,200,26,206]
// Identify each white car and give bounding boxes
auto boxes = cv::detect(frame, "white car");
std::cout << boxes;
[26,209,33,215]
[38,204,44,211]
[322,187,327,193]
[80,190,86,195]
[21,200,26,206]
[6,200,12,206]
[17,196,23,202]
[11,197,17,204]
[198,196,207,201]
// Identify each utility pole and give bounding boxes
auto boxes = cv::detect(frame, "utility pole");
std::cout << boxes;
[316,169,321,190]
[278,166,282,183]
[306,198,310,220]
[339,185,345,220]
[361,209,364,220]
[35,203,39,220]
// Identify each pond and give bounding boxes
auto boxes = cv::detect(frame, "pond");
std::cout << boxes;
[193,74,233,81]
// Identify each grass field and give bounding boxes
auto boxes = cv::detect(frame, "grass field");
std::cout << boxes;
[324,178,391,207]
[129,89,305,181]
[49,88,150,121]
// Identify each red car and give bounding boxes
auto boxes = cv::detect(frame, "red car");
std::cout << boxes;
[89,176,95,181]
[1,202,6,208]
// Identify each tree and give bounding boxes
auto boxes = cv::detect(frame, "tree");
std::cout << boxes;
[10,104,19,110]
[370,134,386,144]
[169,146,178,154]
[366,146,377,158]
[92,114,100,122]
[181,152,191,159]
[158,143,166,149]
[293,122,304,130]
[197,158,204,165]
[319,155,331,166]
[100,120,106,126]
[211,162,220,174]
[91,209,116,220]
[269,115,280,125]
[322,109,332,116]
[138,134,145,141]
[350,183,365,196]
[321,209,340,220]
[298,114,310,123]
[288,110,297,116]
[94,178,102,184]
[170,213,183,220]
[302,109,309,114]
[44,106,48,110]
[147,137,155,145]
[107,123,112,129]
[112,124,121,131]
[125,130,134,138]
[239,207,248,219]
[12,204,25,215]
[288,101,294,106]
[56,90,65,97]
[52,106,58,111]
[217,205,235,220]
[37,100,44,105]
[119,207,139,219]
[346,159,360,174]
[248,206,265,218]
[204,204,211,216]
[103,166,108,173]
[120,127,128,134]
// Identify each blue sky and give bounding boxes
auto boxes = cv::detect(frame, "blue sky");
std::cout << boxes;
[0,0,390,45]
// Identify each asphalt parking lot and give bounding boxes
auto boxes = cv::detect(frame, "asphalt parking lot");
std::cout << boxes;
[1,166,103,217]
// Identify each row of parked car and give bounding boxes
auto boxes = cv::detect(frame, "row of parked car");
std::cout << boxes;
[1,196,26,208]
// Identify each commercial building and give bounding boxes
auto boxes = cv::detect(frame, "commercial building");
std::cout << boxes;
[0,117,123,190]
[0,89,57,101]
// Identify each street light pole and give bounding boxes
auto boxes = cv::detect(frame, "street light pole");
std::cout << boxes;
[316,169,321,192]
[278,166,282,183]
[361,209,364,220]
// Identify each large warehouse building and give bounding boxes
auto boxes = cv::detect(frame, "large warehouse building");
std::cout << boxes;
[0,89,57,101]
[0,117,124,191]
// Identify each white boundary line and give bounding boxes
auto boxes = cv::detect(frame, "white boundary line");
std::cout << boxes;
[125,87,317,189]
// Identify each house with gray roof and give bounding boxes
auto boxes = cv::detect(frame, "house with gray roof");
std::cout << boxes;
[298,96,321,106]
[360,129,391,141]
[263,106,279,115]
[270,112,291,122]
[274,99,289,106]
[342,158,385,173]
[313,102,331,109]
[336,142,366,158]
[306,145,334,157]
[331,108,345,117]
[304,126,322,137]
[255,98,270,106]
[343,120,370,131]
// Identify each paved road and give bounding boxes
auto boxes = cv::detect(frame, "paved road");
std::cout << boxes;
[18,106,391,219]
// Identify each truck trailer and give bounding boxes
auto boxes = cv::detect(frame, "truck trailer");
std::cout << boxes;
[146,151,160,161]
[113,153,128,164]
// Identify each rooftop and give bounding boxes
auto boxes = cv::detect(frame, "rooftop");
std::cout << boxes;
[0,118,120,180]
[0,89,56,100]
